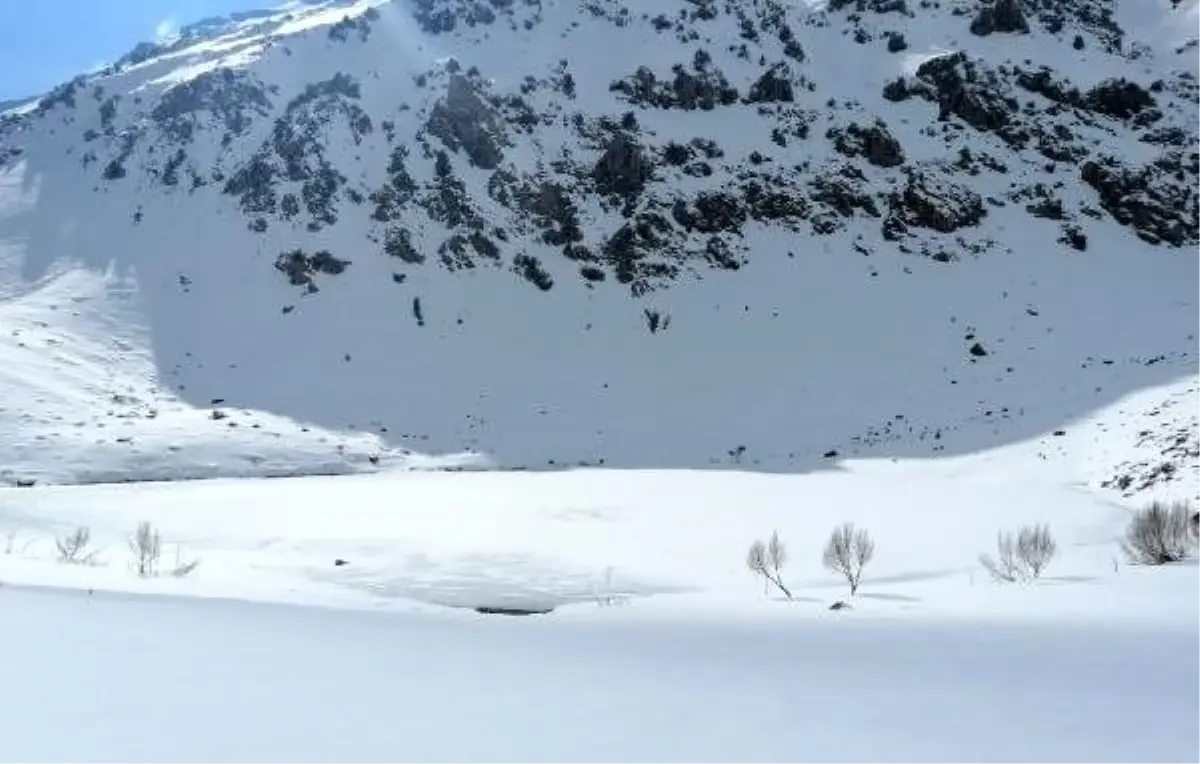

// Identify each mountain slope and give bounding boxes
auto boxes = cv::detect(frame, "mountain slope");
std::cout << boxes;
[0,0,1196,484]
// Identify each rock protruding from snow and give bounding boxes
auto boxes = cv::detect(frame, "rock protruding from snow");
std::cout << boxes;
[425,74,505,170]
[969,0,1030,36]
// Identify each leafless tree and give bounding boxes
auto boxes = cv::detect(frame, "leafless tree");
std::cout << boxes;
[56,526,97,565]
[981,524,1058,582]
[129,521,161,577]
[822,523,874,596]
[746,531,793,600]
[1121,500,1197,565]
[1016,523,1056,579]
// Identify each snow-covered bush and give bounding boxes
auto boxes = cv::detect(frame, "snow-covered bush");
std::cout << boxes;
[129,521,161,577]
[822,523,874,596]
[746,530,792,599]
[1121,500,1197,565]
[55,526,97,565]
[979,524,1057,583]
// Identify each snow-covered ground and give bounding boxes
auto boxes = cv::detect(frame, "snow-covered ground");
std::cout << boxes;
[2,393,1197,615]
[2,583,1195,763]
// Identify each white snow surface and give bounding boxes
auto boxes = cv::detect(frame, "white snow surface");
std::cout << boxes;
[1,433,1198,761]
[1,584,1195,763]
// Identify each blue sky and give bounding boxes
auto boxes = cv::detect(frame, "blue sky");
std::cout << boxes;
[0,1,266,100]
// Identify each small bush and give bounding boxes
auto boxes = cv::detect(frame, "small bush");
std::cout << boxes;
[746,530,793,599]
[170,545,201,578]
[1121,500,1197,565]
[129,521,161,577]
[56,526,97,565]
[822,523,874,596]
[979,524,1057,583]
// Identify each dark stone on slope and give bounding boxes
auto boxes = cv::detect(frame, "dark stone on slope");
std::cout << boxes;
[274,249,350,293]
[888,173,985,234]
[914,53,1019,136]
[828,122,905,167]
[1080,159,1198,247]
[1083,79,1157,121]
[425,74,504,169]
[610,64,739,110]
[593,134,653,199]
[969,0,1029,36]
[747,63,795,103]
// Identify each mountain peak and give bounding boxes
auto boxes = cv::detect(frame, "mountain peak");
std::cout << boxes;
[0,0,1196,488]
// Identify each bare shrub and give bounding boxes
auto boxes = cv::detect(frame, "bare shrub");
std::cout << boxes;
[822,523,874,596]
[1121,500,1197,565]
[56,526,97,565]
[1017,523,1056,578]
[979,530,1022,583]
[129,521,161,577]
[746,530,793,599]
[170,545,201,578]
[980,524,1057,583]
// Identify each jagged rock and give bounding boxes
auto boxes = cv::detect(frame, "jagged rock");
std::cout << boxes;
[1084,79,1157,121]
[611,64,738,110]
[888,172,985,234]
[274,249,350,293]
[969,0,1029,36]
[425,74,504,169]
[747,63,795,103]
[828,122,905,167]
[672,191,747,234]
[1080,159,1198,247]
[593,134,653,199]
[516,181,584,245]
[151,68,272,142]
[512,254,554,291]
[913,53,1019,137]
[809,166,881,228]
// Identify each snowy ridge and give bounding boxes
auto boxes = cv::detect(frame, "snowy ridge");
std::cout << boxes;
[1,0,1197,486]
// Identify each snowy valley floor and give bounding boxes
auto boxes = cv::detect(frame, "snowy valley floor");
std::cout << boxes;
[1,583,1196,763]
[1,442,1197,762]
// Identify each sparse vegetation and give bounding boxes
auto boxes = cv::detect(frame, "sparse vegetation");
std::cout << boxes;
[822,523,874,596]
[170,544,202,578]
[979,524,1057,583]
[56,526,98,565]
[129,521,162,577]
[746,530,792,599]
[1121,500,1197,566]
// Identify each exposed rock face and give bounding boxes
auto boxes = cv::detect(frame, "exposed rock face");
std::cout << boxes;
[886,173,986,236]
[1084,79,1158,121]
[969,0,1029,36]
[747,63,795,103]
[828,122,905,167]
[425,74,505,169]
[274,249,350,293]
[1080,159,1199,247]
[610,64,739,110]
[593,134,653,199]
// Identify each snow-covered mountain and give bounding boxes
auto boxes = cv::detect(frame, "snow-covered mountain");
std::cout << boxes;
[1,0,1196,486]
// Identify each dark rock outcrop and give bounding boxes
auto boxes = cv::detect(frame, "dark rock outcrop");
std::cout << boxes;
[969,0,1029,36]
[828,122,905,167]
[886,172,986,235]
[425,74,504,169]
[747,63,795,103]
[593,134,653,199]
